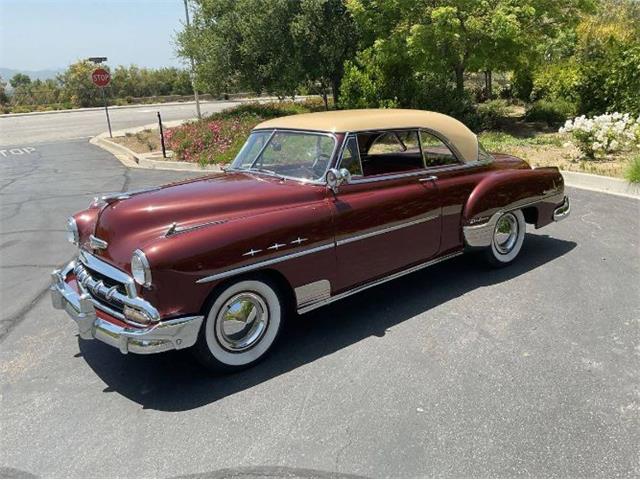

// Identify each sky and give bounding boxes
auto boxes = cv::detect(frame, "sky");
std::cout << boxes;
[0,0,188,71]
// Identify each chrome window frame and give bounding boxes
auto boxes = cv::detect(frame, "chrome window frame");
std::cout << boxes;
[335,127,487,185]
[418,128,464,169]
[336,134,365,178]
[228,128,339,185]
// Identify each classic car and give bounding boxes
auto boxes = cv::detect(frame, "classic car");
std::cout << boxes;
[50,109,570,371]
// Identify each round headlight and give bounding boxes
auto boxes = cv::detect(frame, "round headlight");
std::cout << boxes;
[131,249,152,287]
[66,217,79,245]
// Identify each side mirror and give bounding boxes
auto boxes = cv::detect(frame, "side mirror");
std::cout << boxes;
[326,168,351,193]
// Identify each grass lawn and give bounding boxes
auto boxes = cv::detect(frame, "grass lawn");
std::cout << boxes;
[479,123,637,179]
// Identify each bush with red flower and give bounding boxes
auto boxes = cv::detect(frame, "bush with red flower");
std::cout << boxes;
[164,99,327,167]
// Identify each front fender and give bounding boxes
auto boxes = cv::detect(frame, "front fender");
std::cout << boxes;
[139,201,335,319]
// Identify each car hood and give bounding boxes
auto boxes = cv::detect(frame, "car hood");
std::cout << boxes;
[92,171,324,268]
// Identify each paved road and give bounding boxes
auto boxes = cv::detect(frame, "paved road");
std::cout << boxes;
[0,134,639,477]
[0,100,240,146]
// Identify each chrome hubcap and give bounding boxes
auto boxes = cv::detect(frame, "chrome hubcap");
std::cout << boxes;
[494,213,518,254]
[215,292,269,352]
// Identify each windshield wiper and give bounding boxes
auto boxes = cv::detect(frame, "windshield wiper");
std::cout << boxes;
[248,167,285,180]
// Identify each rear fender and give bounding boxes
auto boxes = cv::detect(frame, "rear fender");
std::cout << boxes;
[462,167,564,247]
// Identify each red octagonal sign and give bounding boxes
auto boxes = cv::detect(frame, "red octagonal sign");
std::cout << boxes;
[91,68,111,88]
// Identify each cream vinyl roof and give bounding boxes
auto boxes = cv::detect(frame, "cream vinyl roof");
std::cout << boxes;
[254,108,479,162]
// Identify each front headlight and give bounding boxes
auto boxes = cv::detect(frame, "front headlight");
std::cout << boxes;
[131,249,152,287]
[66,217,79,245]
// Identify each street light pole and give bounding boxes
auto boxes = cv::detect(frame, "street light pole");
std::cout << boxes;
[183,0,202,119]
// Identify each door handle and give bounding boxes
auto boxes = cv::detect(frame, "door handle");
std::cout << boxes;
[419,175,438,182]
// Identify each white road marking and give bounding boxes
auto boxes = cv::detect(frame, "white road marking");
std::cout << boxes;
[0,147,37,157]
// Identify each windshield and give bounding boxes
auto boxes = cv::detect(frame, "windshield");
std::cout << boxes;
[230,130,335,181]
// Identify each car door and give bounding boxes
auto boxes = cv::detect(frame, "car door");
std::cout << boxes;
[330,131,442,293]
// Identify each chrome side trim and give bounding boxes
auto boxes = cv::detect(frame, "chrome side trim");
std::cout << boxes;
[166,219,227,237]
[295,279,332,309]
[336,214,439,246]
[196,243,335,284]
[297,251,463,314]
[553,196,570,221]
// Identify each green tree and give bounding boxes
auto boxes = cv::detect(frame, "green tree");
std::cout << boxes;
[177,0,355,102]
[0,76,8,105]
[346,0,592,96]
[10,73,31,89]
[58,60,106,107]
[290,0,357,108]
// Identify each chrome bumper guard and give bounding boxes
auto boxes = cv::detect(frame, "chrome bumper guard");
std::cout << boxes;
[553,196,570,221]
[50,260,203,355]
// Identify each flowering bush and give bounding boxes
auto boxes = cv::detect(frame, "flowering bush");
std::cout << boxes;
[164,100,327,166]
[164,116,258,166]
[559,112,639,159]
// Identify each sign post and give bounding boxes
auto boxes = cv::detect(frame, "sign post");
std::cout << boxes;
[91,68,112,138]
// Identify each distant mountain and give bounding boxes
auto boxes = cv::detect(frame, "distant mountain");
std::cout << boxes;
[0,67,64,84]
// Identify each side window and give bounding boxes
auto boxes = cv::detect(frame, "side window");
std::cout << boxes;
[339,136,363,177]
[368,131,420,155]
[419,131,459,167]
[360,130,424,176]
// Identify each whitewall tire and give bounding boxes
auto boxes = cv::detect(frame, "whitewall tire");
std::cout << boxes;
[485,209,526,267]
[193,278,284,372]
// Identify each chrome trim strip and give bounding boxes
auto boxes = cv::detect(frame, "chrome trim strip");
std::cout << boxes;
[196,243,335,284]
[297,251,463,314]
[295,279,332,309]
[336,214,439,246]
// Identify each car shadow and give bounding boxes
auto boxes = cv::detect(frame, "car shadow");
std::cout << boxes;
[78,234,576,411]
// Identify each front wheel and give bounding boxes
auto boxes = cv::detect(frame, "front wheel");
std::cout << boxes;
[193,277,284,373]
[484,209,526,267]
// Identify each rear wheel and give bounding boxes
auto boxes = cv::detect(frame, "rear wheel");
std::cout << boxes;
[484,209,525,267]
[193,277,284,373]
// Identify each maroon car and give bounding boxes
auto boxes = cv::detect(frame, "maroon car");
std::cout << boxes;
[50,109,570,371]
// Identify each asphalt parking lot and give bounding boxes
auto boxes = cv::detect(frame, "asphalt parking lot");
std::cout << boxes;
[1,137,639,477]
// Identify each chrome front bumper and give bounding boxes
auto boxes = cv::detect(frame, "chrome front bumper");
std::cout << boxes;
[50,261,203,354]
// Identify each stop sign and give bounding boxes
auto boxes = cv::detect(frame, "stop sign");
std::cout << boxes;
[91,68,111,88]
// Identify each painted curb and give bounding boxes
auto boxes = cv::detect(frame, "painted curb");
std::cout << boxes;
[561,170,640,200]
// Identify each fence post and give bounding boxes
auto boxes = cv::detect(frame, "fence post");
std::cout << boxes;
[157,111,167,158]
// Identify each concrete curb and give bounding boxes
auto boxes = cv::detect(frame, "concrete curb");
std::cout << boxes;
[561,170,640,200]
[91,124,221,173]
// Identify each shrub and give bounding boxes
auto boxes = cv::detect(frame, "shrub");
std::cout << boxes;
[625,155,640,184]
[476,99,510,130]
[163,100,328,166]
[526,99,577,126]
[559,112,639,159]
